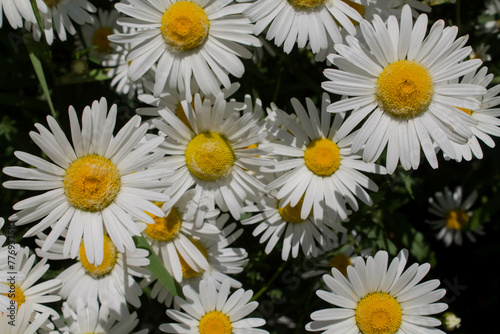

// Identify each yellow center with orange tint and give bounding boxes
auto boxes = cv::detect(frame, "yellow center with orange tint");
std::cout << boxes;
[288,0,325,9]
[304,138,341,177]
[185,131,235,181]
[377,60,434,118]
[144,204,183,242]
[355,292,402,334]
[92,27,114,54]
[445,209,469,230]
[328,253,352,276]
[456,107,473,116]
[2,285,25,309]
[180,238,208,279]
[79,235,118,278]
[199,311,232,334]
[63,155,121,212]
[278,197,311,224]
[161,1,209,53]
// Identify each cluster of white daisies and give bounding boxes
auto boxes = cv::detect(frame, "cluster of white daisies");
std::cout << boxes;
[0,0,495,333]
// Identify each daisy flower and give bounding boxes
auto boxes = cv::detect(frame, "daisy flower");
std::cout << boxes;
[26,0,96,45]
[241,191,342,261]
[151,92,271,225]
[306,249,448,333]
[0,302,51,334]
[0,247,61,317]
[160,278,268,334]
[141,189,221,284]
[49,299,148,334]
[445,67,500,162]
[322,5,487,174]
[426,186,484,247]
[260,93,386,223]
[2,97,170,266]
[243,0,363,57]
[109,0,261,99]
[0,0,36,29]
[146,213,248,307]
[75,8,121,60]
[35,231,150,318]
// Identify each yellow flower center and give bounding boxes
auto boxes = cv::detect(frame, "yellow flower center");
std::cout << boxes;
[288,0,325,9]
[445,209,469,230]
[456,107,473,116]
[328,253,352,276]
[44,0,61,7]
[92,27,114,54]
[144,203,183,241]
[2,285,25,309]
[63,155,121,212]
[161,1,209,53]
[180,238,208,279]
[176,100,196,130]
[278,197,311,224]
[355,292,402,334]
[377,60,434,118]
[199,311,232,334]
[303,138,341,177]
[79,235,118,278]
[185,131,235,181]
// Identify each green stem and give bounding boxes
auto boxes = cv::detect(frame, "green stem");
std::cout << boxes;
[251,261,287,301]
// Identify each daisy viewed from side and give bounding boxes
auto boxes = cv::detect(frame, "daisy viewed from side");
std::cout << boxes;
[109,0,261,99]
[2,97,170,266]
[261,93,386,223]
[426,186,484,247]
[322,5,487,173]
[152,93,271,225]
[306,249,448,333]
[35,232,150,318]
[160,278,268,334]
[241,191,342,261]
[27,0,96,45]
[445,67,500,162]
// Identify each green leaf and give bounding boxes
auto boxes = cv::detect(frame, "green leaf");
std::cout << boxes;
[134,235,184,298]
[22,34,57,118]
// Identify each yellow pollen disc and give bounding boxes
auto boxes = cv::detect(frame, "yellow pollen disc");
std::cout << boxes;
[44,0,61,7]
[63,155,121,212]
[180,238,208,279]
[185,131,235,181]
[144,203,183,241]
[176,100,196,130]
[199,311,232,334]
[328,253,352,276]
[92,27,114,54]
[278,197,311,224]
[161,1,209,53]
[445,209,469,230]
[288,0,325,9]
[2,285,25,309]
[355,292,402,334]
[377,60,434,118]
[303,138,341,177]
[456,107,473,116]
[79,235,118,278]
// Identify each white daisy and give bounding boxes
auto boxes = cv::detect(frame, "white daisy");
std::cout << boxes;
[260,93,386,223]
[109,0,261,99]
[0,0,36,29]
[102,26,150,98]
[243,0,363,57]
[2,97,170,266]
[322,5,487,174]
[241,191,342,261]
[35,231,150,318]
[0,247,61,317]
[146,213,248,307]
[426,186,484,247]
[445,67,500,162]
[141,189,221,284]
[75,8,121,60]
[151,92,271,225]
[26,0,96,45]
[306,249,449,333]
[160,278,268,334]
[0,302,51,334]
[48,298,148,334]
